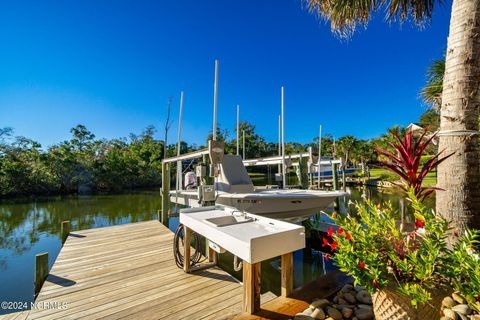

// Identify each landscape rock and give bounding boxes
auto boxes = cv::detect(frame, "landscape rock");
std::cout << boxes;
[310,299,330,309]
[442,296,456,308]
[343,292,356,304]
[443,308,458,320]
[452,292,466,304]
[341,284,354,293]
[451,304,471,315]
[355,290,372,304]
[311,307,326,320]
[326,306,343,320]
[294,313,314,320]
[302,307,314,316]
[341,307,353,318]
[354,306,374,320]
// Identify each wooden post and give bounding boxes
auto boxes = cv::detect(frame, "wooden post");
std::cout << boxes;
[281,252,293,297]
[161,162,170,225]
[243,261,261,314]
[208,246,217,264]
[34,252,48,296]
[61,220,70,245]
[183,226,191,273]
[342,168,346,191]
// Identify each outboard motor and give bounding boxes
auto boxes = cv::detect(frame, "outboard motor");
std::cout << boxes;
[184,171,197,189]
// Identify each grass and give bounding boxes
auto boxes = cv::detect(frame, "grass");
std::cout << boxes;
[369,168,437,188]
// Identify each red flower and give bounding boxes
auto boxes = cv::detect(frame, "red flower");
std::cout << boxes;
[330,240,338,252]
[322,237,330,248]
[372,279,378,289]
[327,227,334,237]
[324,254,330,261]
[337,228,344,235]
[359,261,365,270]
[415,218,425,229]
[346,233,352,240]
[477,294,480,303]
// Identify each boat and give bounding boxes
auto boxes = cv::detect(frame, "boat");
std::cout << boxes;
[171,155,346,221]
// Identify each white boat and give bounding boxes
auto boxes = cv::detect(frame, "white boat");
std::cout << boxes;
[171,155,345,221]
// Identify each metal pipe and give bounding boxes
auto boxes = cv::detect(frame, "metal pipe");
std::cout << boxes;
[242,130,246,159]
[176,91,184,193]
[281,86,286,189]
[212,60,219,141]
[317,124,322,188]
[236,105,240,156]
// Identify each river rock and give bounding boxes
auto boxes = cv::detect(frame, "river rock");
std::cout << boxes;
[294,313,314,320]
[452,292,466,304]
[354,285,364,292]
[451,304,471,315]
[338,298,347,305]
[311,307,326,320]
[356,290,372,304]
[343,292,356,304]
[341,284,354,293]
[354,306,374,320]
[326,306,343,320]
[443,308,458,320]
[440,317,450,320]
[442,296,456,308]
[471,315,480,320]
[342,307,353,318]
[311,299,330,309]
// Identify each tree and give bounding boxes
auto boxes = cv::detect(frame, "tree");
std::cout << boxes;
[421,59,445,110]
[419,109,440,132]
[336,135,357,169]
[306,0,480,231]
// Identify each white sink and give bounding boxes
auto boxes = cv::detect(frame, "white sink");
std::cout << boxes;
[204,215,254,227]
[180,205,305,264]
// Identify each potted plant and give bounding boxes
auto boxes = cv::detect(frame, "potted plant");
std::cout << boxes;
[322,129,480,319]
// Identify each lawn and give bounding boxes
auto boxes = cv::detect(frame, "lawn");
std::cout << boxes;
[369,168,437,188]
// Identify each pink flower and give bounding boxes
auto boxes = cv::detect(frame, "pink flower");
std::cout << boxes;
[372,279,378,289]
[359,261,365,270]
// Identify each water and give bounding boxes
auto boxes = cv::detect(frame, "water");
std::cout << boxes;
[0,185,429,315]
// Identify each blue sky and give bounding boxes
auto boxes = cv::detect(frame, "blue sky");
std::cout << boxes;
[0,0,451,148]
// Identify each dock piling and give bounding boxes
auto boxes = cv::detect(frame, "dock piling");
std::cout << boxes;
[61,220,70,245]
[161,162,170,225]
[34,252,48,296]
[332,163,339,191]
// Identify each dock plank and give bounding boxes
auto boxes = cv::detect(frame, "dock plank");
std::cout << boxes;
[25,220,244,320]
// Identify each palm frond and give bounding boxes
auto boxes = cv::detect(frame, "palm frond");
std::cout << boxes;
[420,59,445,110]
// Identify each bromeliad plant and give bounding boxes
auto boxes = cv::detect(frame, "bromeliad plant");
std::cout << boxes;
[322,128,480,312]
[374,128,452,200]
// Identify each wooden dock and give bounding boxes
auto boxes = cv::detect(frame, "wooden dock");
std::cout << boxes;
[1,220,350,320]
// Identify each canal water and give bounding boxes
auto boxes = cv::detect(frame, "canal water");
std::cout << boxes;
[0,185,432,315]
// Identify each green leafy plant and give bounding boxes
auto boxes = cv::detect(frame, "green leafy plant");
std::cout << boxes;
[324,128,480,311]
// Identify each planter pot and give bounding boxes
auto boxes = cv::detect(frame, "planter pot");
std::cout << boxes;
[372,286,448,320]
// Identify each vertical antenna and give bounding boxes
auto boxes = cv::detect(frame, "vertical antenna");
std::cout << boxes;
[317,124,322,188]
[278,115,281,174]
[212,60,219,140]
[281,86,286,189]
[236,105,240,156]
[242,130,246,159]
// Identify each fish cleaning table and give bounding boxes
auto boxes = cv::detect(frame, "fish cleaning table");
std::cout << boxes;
[179,205,306,314]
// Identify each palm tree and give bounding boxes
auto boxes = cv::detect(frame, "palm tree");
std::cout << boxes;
[421,59,445,110]
[306,0,480,231]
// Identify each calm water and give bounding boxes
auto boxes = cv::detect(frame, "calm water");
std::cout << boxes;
[0,185,430,315]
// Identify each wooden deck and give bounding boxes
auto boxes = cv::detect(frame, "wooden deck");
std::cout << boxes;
[1,220,350,320]
[9,221,244,320]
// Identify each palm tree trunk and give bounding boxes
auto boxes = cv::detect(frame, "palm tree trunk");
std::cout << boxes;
[436,0,480,232]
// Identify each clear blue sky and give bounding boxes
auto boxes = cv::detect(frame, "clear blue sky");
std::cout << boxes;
[0,0,451,148]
